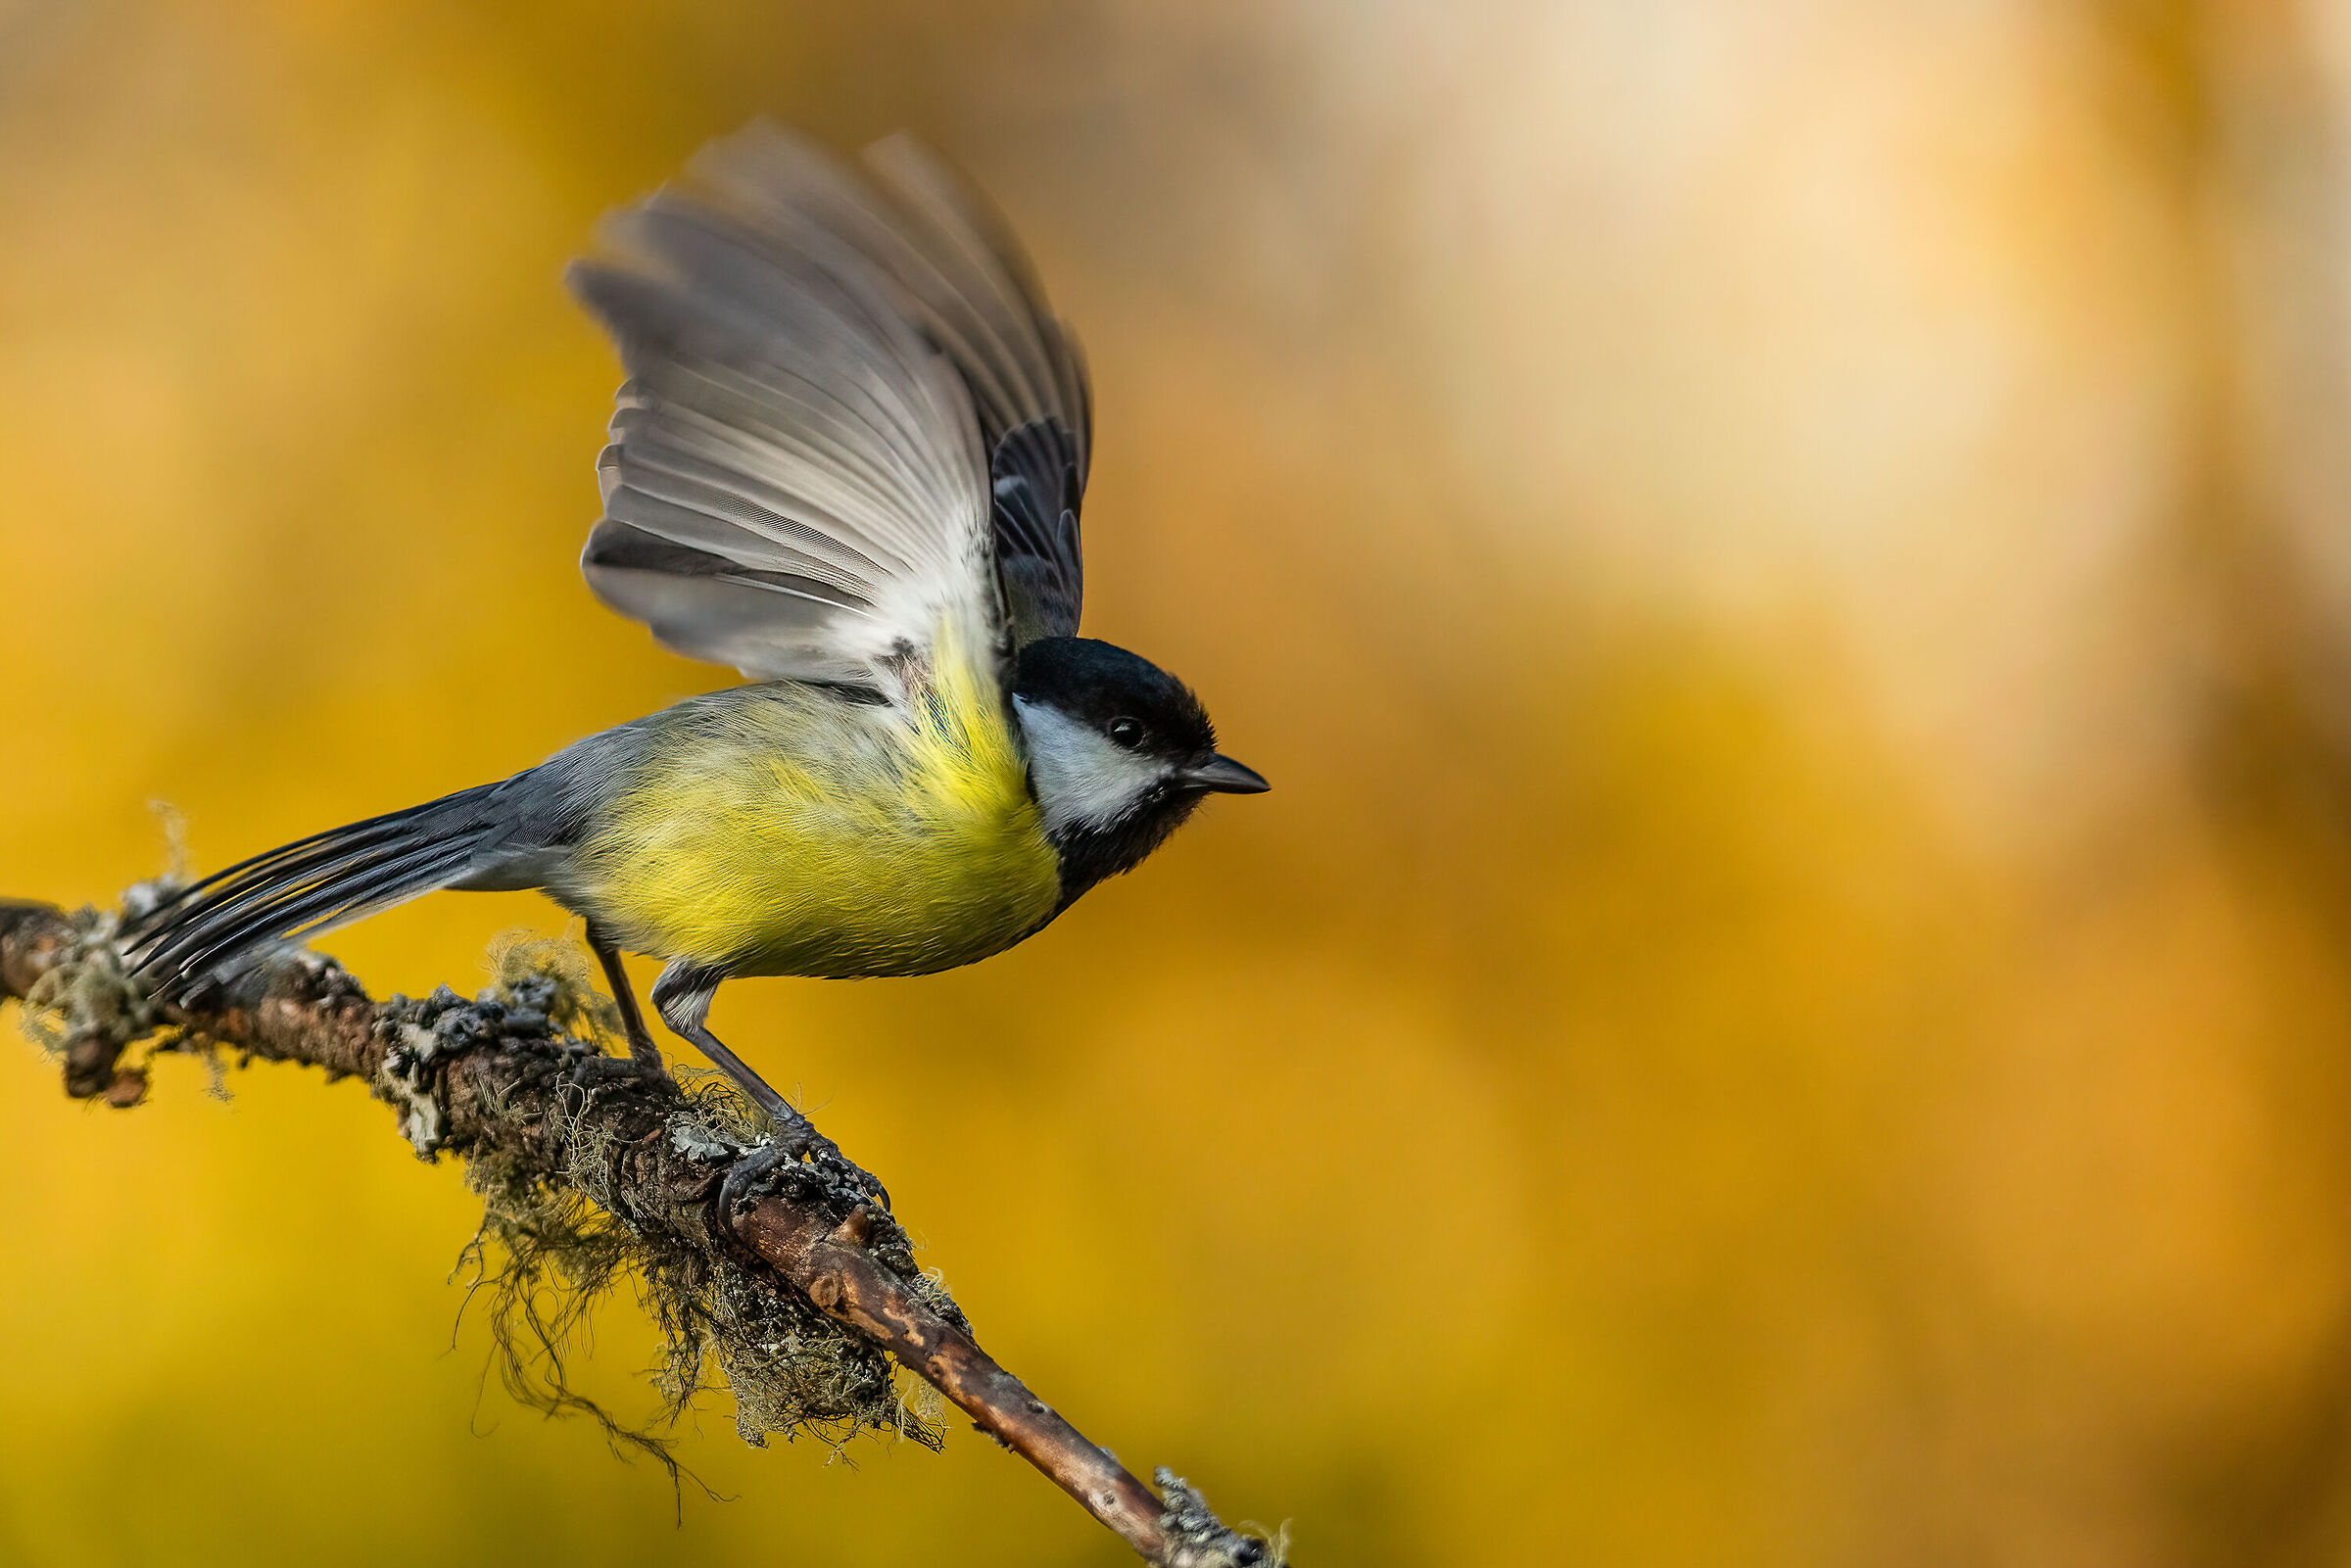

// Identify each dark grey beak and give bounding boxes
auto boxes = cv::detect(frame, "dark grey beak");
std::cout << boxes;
[1179,754,1271,794]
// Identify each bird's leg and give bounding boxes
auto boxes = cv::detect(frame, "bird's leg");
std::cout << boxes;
[649,960,812,1133]
[561,923,673,1096]
[584,921,667,1072]
[650,961,887,1215]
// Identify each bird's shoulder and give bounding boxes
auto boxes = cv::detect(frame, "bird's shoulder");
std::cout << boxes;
[565,613,1026,789]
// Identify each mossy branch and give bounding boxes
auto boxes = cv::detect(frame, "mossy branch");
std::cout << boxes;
[0,894,1281,1568]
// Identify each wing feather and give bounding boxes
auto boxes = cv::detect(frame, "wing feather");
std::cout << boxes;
[861,136,1089,639]
[569,122,1093,686]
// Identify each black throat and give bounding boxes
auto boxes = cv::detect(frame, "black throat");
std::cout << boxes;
[1044,791,1205,911]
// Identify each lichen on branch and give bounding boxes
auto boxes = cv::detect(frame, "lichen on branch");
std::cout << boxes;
[0,895,1280,1568]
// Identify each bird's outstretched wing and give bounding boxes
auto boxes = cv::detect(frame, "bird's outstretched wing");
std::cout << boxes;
[568,122,1090,689]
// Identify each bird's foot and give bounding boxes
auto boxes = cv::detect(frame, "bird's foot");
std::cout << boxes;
[719,1116,889,1219]
[567,1052,671,1096]
[717,1137,804,1219]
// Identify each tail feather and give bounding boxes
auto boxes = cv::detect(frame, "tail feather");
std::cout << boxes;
[126,783,510,998]
[154,836,465,975]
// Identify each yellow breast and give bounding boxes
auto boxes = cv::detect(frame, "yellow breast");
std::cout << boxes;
[573,628,1061,978]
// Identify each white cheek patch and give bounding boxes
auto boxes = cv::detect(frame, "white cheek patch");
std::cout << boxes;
[1014,697,1168,834]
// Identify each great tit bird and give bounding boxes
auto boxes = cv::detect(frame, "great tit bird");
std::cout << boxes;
[125,123,1268,1138]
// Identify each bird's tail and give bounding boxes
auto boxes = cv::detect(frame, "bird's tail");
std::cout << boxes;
[124,782,513,1000]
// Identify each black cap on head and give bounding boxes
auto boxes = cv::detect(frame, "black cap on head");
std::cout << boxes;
[1012,637,1219,763]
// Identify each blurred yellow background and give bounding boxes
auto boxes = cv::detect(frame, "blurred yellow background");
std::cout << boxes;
[8,1,2351,1563]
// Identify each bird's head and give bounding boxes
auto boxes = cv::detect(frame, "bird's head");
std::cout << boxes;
[1010,637,1269,900]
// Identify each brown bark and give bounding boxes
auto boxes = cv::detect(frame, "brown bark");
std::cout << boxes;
[0,897,1274,1568]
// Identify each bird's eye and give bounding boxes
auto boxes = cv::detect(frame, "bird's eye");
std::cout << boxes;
[1106,717,1146,750]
